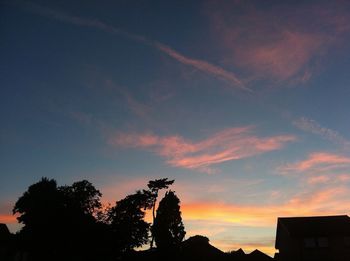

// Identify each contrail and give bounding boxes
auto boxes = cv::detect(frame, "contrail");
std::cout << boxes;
[15,1,251,92]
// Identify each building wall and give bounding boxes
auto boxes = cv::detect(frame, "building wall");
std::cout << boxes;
[277,226,301,261]
[279,235,350,261]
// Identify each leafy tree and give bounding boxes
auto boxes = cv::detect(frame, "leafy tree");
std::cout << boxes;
[153,190,186,249]
[147,178,174,248]
[13,178,66,259]
[107,190,151,252]
[13,177,64,234]
[13,178,104,260]
[59,180,102,217]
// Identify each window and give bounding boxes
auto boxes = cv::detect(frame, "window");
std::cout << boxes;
[317,237,328,247]
[304,238,316,248]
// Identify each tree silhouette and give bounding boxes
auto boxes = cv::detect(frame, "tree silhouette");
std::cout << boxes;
[13,177,66,259]
[60,180,102,217]
[147,178,174,248]
[107,190,151,252]
[59,180,103,260]
[153,190,185,250]
[13,178,62,227]
[13,178,105,260]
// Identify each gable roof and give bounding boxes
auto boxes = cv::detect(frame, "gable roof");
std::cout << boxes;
[275,215,350,249]
[247,249,273,261]
[181,235,224,258]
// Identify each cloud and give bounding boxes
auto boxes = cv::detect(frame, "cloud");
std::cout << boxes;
[0,214,17,224]
[205,1,350,84]
[154,43,248,91]
[212,239,275,256]
[110,127,296,172]
[180,186,350,227]
[279,152,350,173]
[293,117,350,148]
[19,1,249,91]
[104,79,152,121]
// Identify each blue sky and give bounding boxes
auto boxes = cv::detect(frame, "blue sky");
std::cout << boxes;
[2,0,350,255]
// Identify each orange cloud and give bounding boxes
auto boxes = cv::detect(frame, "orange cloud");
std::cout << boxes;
[111,127,295,172]
[212,240,275,257]
[0,214,17,224]
[180,186,349,227]
[175,185,350,256]
[279,152,350,173]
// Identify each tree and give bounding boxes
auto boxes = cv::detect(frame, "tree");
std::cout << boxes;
[107,190,151,252]
[147,178,174,248]
[153,190,186,249]
[13,177,64,233]
[13,177,66,259]
[13,178,104,260]
[59,180,102,217]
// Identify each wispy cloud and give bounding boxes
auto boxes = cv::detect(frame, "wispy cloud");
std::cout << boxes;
[279,152,350,174]
[110,127,296,172]
[154,43,247,91]
[104,79,152,121]
[18,1,249,91]
[205,1,350,85]
[293,117,350,148]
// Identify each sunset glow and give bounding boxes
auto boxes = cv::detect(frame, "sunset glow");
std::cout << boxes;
[2,0,350,257]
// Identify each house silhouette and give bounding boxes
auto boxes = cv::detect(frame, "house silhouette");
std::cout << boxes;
[0,224,10,241]
[275,215,350,261]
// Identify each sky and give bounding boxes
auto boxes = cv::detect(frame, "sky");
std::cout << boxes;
[2,0,350,256]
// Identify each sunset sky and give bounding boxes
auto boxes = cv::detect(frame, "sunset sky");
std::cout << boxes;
[2,0,350,256]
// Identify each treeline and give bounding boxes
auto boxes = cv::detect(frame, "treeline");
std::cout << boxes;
[10,177,185,261]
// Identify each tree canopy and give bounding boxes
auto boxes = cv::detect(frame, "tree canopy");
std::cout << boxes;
[107,190,151,252]
[153,190,186,249]
[12,177,185,260]
[147,178,174,248]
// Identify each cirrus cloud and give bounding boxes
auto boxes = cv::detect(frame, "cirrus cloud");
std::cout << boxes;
[293,117,350,149]
[279,152,350,174]
[110,127,296,173]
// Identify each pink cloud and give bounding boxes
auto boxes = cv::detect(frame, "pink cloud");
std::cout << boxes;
[307,175,330,185]
[279,152,350,173]
[235,31,326,81]
[205,1,350,84]
[111,127,296,172]
[306,174,350,185]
